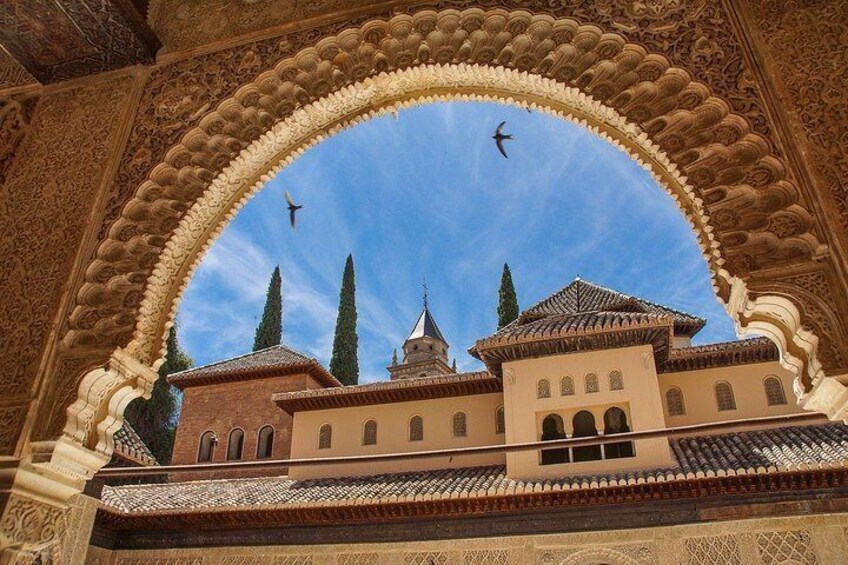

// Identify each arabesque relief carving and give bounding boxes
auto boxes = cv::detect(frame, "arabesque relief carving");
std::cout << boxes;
[66,9,823,380]
[745,1,848,234]
[0,73,136,453]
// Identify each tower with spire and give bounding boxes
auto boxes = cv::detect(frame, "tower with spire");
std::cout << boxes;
[387,284,456,380]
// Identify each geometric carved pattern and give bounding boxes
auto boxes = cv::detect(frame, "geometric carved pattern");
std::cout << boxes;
[609,370,624,391]
[337,554,379,565]
[464,549,509,565]
[537,379,551,399]
[115,556,205,565]
[666,387,686,416]
[746,1,848,234]
[756,530,818,565]
[0,92,37,185]
[685,535,742,565]
[585,374,599,394]
[405,552,448,565]
[0,72,135,454]
[220,557,311,565]
[561,376,575,396]
[68,8,822,375]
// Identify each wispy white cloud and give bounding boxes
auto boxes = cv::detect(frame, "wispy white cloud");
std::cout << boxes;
[177,101,738,377]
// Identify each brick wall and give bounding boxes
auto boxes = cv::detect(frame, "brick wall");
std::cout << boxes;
[171,372,324,479]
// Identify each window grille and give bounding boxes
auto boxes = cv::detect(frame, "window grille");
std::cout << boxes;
[453,412,467,437]
[715,382,737,411]
[560,376,574,396]
[537,379,551,399]
[666,387,686,416]
[609,370,624,391]
[409,415,424,441]
[585,373,599,393]
[495,406,505,434]
[318,424,332,449]
[764,377,787,406]
[363,420,377,445]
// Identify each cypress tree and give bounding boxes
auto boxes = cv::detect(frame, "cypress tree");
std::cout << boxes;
[330,254,359,385]
[123,325,192,465]
[253,266,282,351]
[497,263,520,329]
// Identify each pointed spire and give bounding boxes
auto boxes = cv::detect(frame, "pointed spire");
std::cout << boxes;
[451,358,457,372]
[392,348,398,366]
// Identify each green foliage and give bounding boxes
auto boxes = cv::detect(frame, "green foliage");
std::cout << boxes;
[497,263,520,329]
[330,254,359,385]
[123,325,193,465]
[253,266,283,351]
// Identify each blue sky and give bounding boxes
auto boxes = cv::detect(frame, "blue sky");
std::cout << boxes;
[177,101,739,383]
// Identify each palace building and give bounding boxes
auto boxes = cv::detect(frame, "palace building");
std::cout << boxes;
[88,279,848,563]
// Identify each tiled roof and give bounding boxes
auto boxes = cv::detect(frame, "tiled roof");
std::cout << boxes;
[111,422,158,467]
[167,344,341,389]
[520,279,705,336]
[100,422,848,515]
[472,310,673,375]
[664,337,780,372]
[274,371,500,412]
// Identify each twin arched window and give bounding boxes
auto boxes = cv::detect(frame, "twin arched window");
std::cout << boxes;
[666,387,686,416]
[318,424,332,449]
[197,430,216,462]
[537,379,551,398]
[764,376,787,406]
[363,419,377,445]
[495,406,506,434]
[409,415,424,441]
[584,373,599,393]
[227,428,244,460]
[452,412,467,437]
[715,381,736,411]
[561,376,574,396]
[256,425,274,458]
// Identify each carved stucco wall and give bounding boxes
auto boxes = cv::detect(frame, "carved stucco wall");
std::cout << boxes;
[87,513,848,564]
[11,3,838,445]
[0,71,140,455]
[0,0,841,452]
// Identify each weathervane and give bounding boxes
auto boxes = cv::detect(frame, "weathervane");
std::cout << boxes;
[423,277,429,310]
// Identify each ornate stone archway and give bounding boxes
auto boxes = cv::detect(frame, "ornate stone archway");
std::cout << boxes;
[3,5,848,562]
[58,8,834,454]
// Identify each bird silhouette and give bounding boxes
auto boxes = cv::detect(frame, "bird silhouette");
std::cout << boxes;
[284,190,303,230]
[492,121,513,159]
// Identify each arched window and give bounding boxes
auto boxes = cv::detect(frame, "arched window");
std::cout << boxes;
[608,370,624,391]
[666,387,686,416]
[363,419,377,446]
[764,376,787,406]
[495,406,505,434]
[197,430,216,463]
[540,414,569,465]
[452,412,467,437]
[572,410,602,462]
[409,415,424,442]
[256,425,274,458]
[318,424,332,449]
[227,428,244,461]
[584,373,599,393]
[603,407,634,459]
[715,381,736,411]
[537,379,551,399]
[560,376,574,396]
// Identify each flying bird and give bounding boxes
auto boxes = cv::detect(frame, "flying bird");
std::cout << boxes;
[492,121,513,159]
[284,190,303,230]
